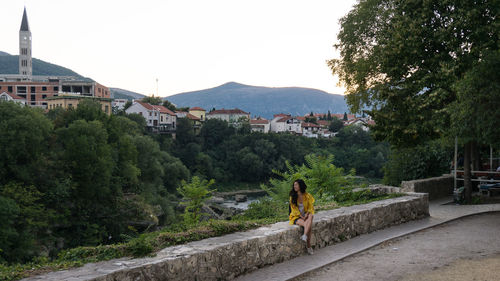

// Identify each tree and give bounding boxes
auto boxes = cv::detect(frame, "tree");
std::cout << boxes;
[0,102,53,186]
[162,100,177,112]
[124,100,133,110]
[328,117,344,133]
[327,110,332,121]
[330,0,500,201]
[141,96,163,105]
[342,112,348,121]
[177,176,215,226]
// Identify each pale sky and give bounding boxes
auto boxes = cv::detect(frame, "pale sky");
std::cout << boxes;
[2,0,356,97]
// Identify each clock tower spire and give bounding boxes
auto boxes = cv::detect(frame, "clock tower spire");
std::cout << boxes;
[19,7,32,80]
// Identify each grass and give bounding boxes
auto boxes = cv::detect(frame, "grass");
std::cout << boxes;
[1,190,403,281]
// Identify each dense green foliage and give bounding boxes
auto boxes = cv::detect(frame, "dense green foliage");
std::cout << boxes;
[170,118,389,184]
[0,100,393,278]
[177,176,215,226]
[383,140,452,186]
[330,0,500,200]
[0,101,190,264]
[330,0,499,147]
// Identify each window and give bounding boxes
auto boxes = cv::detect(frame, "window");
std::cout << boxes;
[154,112,157,116]
[8,86,12,92]
[98,88,101,93]
[149,112,152,116]
[139,112,142,116]
[31,95,35,101]
[68,104,73,108]
[105,105,109,113]
[42,95,46,99]
[17,86,27,93]
[54,86,59,91]
[161,116,164,122]
[42,87,47,91]
[31,86,35,93]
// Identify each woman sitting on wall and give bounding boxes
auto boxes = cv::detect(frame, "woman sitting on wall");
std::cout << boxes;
[289,179,315,255]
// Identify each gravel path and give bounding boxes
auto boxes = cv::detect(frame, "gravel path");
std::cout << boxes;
[298,212,500,281]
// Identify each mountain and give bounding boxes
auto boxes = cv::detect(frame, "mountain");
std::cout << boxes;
[166,82,349,119]
[0,52,88,79]
[110,88,146,100]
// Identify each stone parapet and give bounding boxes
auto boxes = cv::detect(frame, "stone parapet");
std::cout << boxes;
[24,193,428,281]
[401,175,454,200]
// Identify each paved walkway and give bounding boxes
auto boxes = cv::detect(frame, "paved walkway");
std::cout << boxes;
[235,197,500,281]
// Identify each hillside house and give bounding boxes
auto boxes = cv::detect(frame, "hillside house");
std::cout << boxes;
[189,107,206,122]
[270,114,302,134]
[250,118,270,133]
[301,122,321,138]
[346,117,375,131]
[126,101,176,133]
[0,91,27,105]
[176,111,202,134]
[206,108,250,127]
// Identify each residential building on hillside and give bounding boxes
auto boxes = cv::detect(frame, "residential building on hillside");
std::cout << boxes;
[0,92,26,105]
[206,108,250,127]
[346,117,375,131]
[112,99,128,110]
[270,114,302,134]
[126,101,177,134]
[46,95,112,115]
[189,107,206,122]
[302,122,320,138]
[176,111,202,134]
[0,7,110,111]
[250,118,270,133]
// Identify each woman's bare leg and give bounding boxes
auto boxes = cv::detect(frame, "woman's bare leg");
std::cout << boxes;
[295,219,310,239]
[305,215,314,248]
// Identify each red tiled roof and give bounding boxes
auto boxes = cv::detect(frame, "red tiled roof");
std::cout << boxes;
[135,101,153,110]
[331,113,356,120]
[273,113,290,118]
[250,119,269,124]
[295,116,306,121]
[302,122,320,128]
[190,107,205,111]
[135,101,175,115]
[317,120,330,126]
[186,113,201,121]
[151,105,176,116]
[277,116,292,122]
[208,108,249,115]
[2,92,25,100]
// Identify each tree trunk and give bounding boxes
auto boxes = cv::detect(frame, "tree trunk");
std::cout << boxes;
[471,141,481,191]
[464,142,472,203]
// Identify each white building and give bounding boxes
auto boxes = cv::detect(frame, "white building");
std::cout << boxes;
[112,98,128,110]
[125,101,176,133]
[270,114,302,134]
[206,108,250,126]
[0,91,27,105]
[250,118,270,133]
[302,122,320,138]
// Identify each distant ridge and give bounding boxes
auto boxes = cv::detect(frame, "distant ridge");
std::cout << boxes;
[0,51,87,78]
[166,82,349,119]
[110,88,146,100]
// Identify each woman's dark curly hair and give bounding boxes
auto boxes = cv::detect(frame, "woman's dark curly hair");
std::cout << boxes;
[289,179,307,206]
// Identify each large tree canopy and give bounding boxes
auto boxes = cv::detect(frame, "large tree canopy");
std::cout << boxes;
[330,0,500,147]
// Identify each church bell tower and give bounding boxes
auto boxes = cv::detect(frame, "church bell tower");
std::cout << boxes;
[19,7,32,80]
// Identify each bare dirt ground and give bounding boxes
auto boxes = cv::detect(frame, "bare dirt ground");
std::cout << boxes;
[299,212,500,281]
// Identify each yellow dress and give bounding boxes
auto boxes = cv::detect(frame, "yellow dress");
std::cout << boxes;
[289,192,315,225]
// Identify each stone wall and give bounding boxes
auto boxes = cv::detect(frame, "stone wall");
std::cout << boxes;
[401,174,454,200]
[25,193,428,281]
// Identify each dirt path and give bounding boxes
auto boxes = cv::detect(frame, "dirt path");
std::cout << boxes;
[299,212,500,281]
